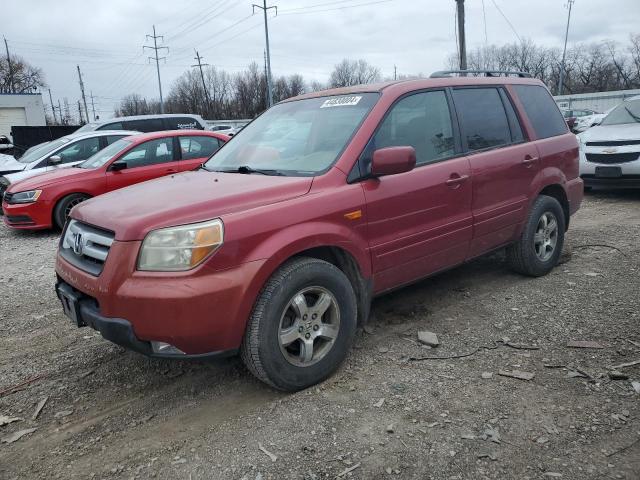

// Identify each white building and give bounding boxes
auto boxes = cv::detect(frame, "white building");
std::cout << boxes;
[554,88,640,113]
[0,93,47,139]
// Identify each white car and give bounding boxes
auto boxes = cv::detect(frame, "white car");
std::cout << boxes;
[0,130,138,198]
[573,107,614,133]
[578,95,640,189]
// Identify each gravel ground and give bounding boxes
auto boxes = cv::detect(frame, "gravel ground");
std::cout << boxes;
[0,190,639,480]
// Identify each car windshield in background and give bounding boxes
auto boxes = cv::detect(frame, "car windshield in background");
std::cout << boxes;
[79,138,132,169]
[601,99,640,125]
[17,138,70,163]
[204,93,379,176]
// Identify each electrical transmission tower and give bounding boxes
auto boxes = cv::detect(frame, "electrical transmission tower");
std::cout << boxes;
[253,1,277,108]
[144,26,169,113]
[192,50,212,117]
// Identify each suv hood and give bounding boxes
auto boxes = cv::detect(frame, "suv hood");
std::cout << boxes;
[73,170,314,241]
[0,154,27,173]
[579,123,640,142]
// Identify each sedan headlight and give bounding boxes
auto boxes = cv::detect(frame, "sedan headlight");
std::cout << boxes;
[6,189,42,204]
[138,218,224,271]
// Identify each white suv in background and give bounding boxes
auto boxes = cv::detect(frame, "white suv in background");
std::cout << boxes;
[578,95,640,189]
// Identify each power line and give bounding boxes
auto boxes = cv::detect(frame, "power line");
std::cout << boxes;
[481,0,488,45]
[278,0,395,16]
[490,0,522,44]
[144,25,169,113]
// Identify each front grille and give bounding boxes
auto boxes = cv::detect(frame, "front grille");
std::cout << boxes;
[59,219,115,276]
[585,152,640,164]
[6,215,34,225]
[586,140,640,147]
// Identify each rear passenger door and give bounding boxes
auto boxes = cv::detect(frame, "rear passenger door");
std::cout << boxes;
[178,135,223,170]
[361,90,473,293]
[451,87,539,258]
[105,137,181,192]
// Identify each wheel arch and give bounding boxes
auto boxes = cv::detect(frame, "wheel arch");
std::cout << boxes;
[51,191,93,227]
[537,184,570,230]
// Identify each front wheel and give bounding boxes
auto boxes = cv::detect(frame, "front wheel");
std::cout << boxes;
[53,193,90,230]
[241,257,358,391]
[506,195,566,277]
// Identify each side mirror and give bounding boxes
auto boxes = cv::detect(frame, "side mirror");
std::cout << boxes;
[49,155,62,165]
[371,146,416,177]
[110,160,127,171]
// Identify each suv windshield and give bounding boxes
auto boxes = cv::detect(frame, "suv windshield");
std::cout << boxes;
[204,93,379,176]
[601,99,640,125]
[79,138,132,169]
[17,137,71,164]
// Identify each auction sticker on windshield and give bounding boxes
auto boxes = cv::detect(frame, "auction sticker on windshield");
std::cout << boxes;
[320,96,362,108]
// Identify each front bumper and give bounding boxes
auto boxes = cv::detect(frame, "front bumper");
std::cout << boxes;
[581,174,640,188]
[55,281,237,359]
[2,200,52,229]
[578,145,640,189]
[55,241,267,355]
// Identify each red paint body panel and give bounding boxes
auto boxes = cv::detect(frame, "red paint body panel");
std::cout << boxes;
[2,131,229,229]
[53,77,583,356]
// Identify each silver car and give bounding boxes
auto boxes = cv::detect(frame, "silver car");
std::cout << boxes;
[578,95,640,189]
[0,130,139,198]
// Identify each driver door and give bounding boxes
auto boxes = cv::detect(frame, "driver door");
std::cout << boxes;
[106,136,180,192]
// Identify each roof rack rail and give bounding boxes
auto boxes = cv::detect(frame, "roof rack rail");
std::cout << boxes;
[430,70,532,78]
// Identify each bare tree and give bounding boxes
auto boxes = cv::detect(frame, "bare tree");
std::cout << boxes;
[114,94,160,117]
[0,54,46,93]
[329,59,381,88]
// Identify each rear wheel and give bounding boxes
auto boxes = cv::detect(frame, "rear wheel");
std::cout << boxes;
[241,257,357,391]
[53,193,89,230]
[507,195,566,277]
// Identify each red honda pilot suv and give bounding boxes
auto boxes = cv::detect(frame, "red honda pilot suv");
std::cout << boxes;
[55,72,583,391]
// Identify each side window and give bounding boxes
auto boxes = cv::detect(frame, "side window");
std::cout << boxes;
[106,135,127,145]
[53,137,101,164]
[179,136,221,160]
[370,90,455,166]
[499,89,524,143]
[452,88,511,151]
[97,122,124,131]
[515,85,568,139]
[118,138,175,168]
[124,119,164,133]
[165,117,202,130]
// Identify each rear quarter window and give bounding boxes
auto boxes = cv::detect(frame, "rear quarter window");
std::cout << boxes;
[124,119,165,133]
[514,85,568,139]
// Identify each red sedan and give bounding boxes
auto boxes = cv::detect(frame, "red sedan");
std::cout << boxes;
[2,130,229,230]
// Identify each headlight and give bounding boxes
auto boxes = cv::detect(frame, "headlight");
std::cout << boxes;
[137,218,224,271]
[6,189,42,204]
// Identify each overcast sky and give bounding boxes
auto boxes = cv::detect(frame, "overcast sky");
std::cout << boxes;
[3,0,639,119]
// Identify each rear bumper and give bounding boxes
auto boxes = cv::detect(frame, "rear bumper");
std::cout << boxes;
[55,281,237,359]
[581,174,640,189]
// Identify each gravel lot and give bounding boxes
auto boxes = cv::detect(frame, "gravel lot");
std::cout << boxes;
[1,191,639,480]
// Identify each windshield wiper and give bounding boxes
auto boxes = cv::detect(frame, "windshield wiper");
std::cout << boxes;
[215,165,284,176]
[624,106,640,123]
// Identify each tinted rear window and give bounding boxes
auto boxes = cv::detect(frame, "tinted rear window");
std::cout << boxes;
[514,85,567,139]
[124,119,164,133]
[452,88,511,151]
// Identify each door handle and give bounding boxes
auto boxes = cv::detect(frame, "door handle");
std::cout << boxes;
[522,155,539,167]
[445,174,470,188]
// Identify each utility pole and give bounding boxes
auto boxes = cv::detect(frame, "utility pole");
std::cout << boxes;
[394,65,397,80]
[89,91,97,121]
[192,50,211,117]
[48,88,58,124]
[557,0,575,96]
[76,65,90,123]
[77,101,84,124]
[58,100,64,125]
[3,37,13,93]
[144,25,169,113]
[253,1,277,108]
[455,0,467,71]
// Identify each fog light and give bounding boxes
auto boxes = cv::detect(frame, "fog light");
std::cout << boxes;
[151,341,186,355]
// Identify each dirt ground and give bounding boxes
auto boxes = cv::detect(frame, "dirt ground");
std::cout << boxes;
[1,190,639,480]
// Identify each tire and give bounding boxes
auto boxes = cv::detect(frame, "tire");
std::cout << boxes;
[53,193,90,230]
[507,195,566,277]
[241,257,358,391]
